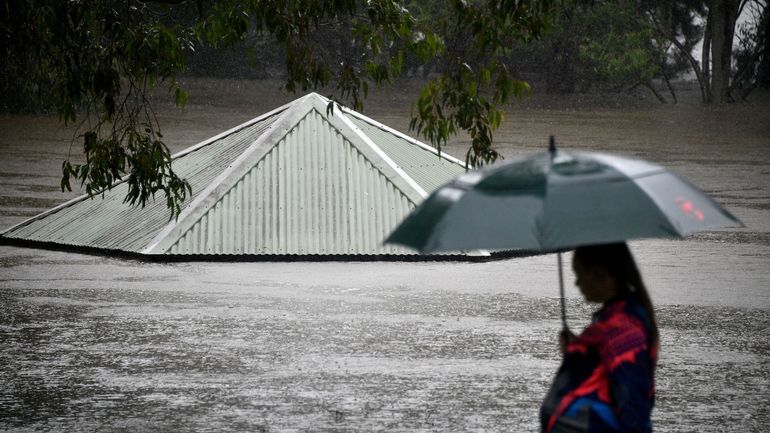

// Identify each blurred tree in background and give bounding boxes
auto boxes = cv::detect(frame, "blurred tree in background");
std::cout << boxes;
[731,0,769,98]
[504,0,767,103]
[0,0,766,216]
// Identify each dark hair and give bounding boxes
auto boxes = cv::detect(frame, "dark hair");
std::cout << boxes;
[573,242,659,344]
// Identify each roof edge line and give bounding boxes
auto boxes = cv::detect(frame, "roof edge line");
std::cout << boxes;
[334,108,429,199]
[170,98,297,160]
[0,191,106,236]
[340,106,468,169]
[2,97,306,237]
[141,99,312,255]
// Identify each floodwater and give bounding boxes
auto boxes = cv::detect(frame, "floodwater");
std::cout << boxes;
[0,79,769,432]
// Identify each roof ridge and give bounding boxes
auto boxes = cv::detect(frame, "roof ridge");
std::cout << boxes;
[340,106,467,169]
[333,107,428,200]
[170,101,293,161]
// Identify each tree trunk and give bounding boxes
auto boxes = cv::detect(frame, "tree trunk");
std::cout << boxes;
[758,4,770,88]
[702,9,713,102]
[642,81,668,103]
[662,71,678,103]
[645,8,707,103]
[710,0,741,103]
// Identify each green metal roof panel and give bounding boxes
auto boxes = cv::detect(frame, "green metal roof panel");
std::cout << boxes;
[346,114,467,193]
[168,109,416,255]
[3,110,285,251]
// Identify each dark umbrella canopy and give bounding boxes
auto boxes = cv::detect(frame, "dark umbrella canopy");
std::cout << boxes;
[386,148,742,254]
[385,145,743,329]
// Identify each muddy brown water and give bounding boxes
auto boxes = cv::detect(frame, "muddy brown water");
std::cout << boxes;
[0,79,768,432]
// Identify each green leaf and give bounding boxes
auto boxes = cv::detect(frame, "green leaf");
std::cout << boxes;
[174,86,188,108]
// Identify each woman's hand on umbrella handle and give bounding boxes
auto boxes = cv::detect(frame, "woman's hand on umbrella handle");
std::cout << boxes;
[559,327,575,355]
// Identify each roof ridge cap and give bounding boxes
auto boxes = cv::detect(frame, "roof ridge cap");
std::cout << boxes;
[341,107,467,169]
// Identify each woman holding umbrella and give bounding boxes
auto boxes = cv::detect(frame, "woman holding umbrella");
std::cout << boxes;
[385,143,741,432]
[540,242,659,433]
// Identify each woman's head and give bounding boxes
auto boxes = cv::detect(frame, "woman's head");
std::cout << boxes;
[572,242,658,341]
[573,242,640,301]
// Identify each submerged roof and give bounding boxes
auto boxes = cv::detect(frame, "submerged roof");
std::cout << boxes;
[2,93,468,257]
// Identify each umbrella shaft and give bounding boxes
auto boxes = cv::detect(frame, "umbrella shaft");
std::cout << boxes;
[558,252,567,329]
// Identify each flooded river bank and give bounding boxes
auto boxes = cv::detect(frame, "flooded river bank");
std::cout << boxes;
[1,79,768,432]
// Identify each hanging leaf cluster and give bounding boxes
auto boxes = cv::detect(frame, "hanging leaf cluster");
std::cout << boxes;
[2,0,194,219]
[2,0,557,217]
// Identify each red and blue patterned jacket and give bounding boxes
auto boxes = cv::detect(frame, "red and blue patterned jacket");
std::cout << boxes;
[541,296,658,433]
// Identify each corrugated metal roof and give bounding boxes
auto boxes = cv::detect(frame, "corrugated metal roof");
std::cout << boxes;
[3,107,285,252]
[345,112,466,193]
[2,93,469,257]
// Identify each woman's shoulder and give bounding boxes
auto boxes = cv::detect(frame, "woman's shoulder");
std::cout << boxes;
[597,297,648,325]
[585,299,648,342]
[586,298,651,365]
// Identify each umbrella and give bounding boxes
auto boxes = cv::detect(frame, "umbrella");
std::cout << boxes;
[385,137,743,326]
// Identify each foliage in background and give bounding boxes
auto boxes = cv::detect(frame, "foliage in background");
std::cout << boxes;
[455,1,696,102]
[577,1,665,100]
[1,0,767,216]
[504,0,767,103]
[645,0,768,103]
